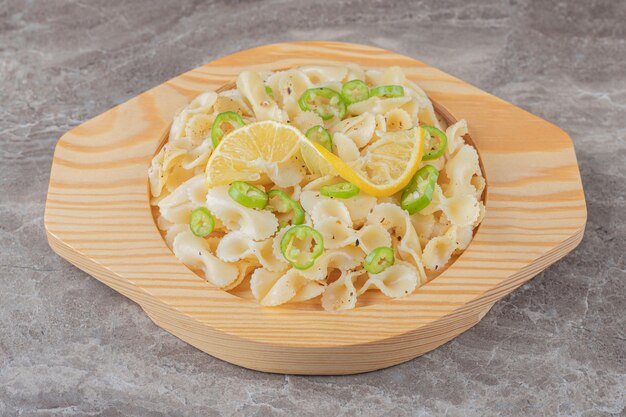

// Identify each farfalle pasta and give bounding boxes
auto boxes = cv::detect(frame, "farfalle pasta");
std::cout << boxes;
[149,64,486,311]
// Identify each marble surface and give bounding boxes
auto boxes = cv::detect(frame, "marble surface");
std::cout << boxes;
[1,0,625,415]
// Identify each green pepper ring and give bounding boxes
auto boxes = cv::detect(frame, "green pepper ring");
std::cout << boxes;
[211,111,246,147]
[305,125,333,152]
[421,125,448,160]
[341,79,370,104]
[363,246,395,274]
[280,225,325,270]
[320,182,360,199]
[189,207,215,237]
[298,87,347,120]
[370,85,404,98]
[228,181,268,210]
[400,165,439,215]
[268,189,305,225]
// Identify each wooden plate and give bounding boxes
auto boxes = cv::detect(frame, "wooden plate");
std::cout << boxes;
[44,41,586,375]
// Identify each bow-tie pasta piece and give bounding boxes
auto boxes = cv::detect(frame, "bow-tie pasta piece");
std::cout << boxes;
[301,176,377,226]
[330,113,376,148]
[206,186,278,240]
[169,91,218,149]
[161,220,224,251]
[343,63,366,82]
[292,111,325,133]
[366,203,412,238]
[366,203,427,283]
[358,262,418,298]
[266,69,313,118]
[172,230,244,289]
[444,194,481,228]
[410,213,436,247]
[300,65,349,84]
[266,159,306,188]
[311,200,352,227]
[164,223,189,248]
[148,145,190,198]
[445,119,469,156]
[384,108,413,132]
[399,97,419,126]
[299,247,365,281]
[321,270,361,311]
[422,224,475,271]
[184,113,213,146]
[420,185,482,229]
[444,144,481,198]
[180,138,213,171]
[158,175,207,224]
[449,225,474,253]
[365,68,383,85]
[223,261,257,291]
[214,90,254,117]
[471,175,486,201]
[348,96,412,117]
[250,268,326,306]
[316,219,357,249]
[150,90,221,195]
[236,71,286,122]
[380,66,406,85]
[217,231,288,272]
[357,224,392,253]
[404,80,440,129]
[332,132,360,163]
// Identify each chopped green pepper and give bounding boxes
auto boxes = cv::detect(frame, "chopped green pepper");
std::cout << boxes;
[298,87,347,120]
[370,85,405,98]
[305,125,333,152]
[265,85,274,99]
[280,225,324,270]
[320,182,360,199]
[341,79,370,104]
[363,246,395,274]
[189,207,215,237]
[400,165,439,215]
[268,189,305,225]
[228,181,268,210]
[211,111,245,147]
[421,125,448,160]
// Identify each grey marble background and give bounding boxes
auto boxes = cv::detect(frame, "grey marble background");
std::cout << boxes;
[1,0,625,416]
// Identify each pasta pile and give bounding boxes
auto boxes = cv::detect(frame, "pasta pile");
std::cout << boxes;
[149,64,485,311]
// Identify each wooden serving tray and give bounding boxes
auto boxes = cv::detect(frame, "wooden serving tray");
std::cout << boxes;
[44,42,586,375]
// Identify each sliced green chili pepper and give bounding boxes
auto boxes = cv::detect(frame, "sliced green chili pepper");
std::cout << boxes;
[228,181,268,210]
[363,246,395,274]
[421,125,448,160]
[268,189,305,225]
[280,225,324,270]
[189,207,215,237]
[298,87,347,120]
[400,165,439,215]
[211,111,245,147]
[265,85,274,99]
[320,182,360,199]
[305,125,333,152]
[370,85,404,98]
[341,79,370,104]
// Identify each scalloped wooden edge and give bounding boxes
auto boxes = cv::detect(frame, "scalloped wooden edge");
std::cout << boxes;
[44,42,586,375]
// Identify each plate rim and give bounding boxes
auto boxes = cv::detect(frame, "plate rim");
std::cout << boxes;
[44,41,587,372]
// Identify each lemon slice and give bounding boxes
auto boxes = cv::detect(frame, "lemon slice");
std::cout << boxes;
[206,120,424,197]
[300,127,425,197]
[205,120,303,186]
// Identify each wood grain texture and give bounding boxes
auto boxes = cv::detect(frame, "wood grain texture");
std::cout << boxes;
[44,42,586,375]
